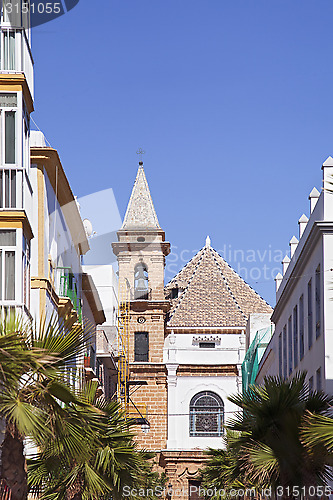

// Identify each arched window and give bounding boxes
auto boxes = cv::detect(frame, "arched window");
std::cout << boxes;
[134,263,148,299]
[189,391,224,437]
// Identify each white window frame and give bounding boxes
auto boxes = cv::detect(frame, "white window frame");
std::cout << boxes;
[0,228,22,304]
[0,91,21,168]
[22,233,30,309]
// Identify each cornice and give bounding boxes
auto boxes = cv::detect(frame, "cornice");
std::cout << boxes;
[0,210,33,240]
[272,221,333,322]
[129,299,171,313]
[31,148,89,255]
[112,241,170,257]
[31,276,59,306]
[0,74,34,113]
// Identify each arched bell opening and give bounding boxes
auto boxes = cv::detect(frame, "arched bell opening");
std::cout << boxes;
[134,263,149,299]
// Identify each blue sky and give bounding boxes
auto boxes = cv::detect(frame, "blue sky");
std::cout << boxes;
[31,0,333,305]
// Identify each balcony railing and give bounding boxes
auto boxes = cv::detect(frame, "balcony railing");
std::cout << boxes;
[0,27,34,97]
[57,267,82,323]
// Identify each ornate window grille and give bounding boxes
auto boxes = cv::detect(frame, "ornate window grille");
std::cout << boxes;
[189,391,224,437]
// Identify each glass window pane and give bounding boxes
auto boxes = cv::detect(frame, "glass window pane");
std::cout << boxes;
[0,250,2,300]
[4,170,9,207]
[0,230,16,246]
[0,171,3,209]
[299,295,304,360]
[293,306,298,369]
[4,31,15,71]
[315,266,321,338]
[5,250,15,300]
[0,93,17,107]
[189,391,224,437]
[283,326,287,379]
[5,111,16,164]
[288,316,292,375]
[134,332,149,362]
[308,279,313,349]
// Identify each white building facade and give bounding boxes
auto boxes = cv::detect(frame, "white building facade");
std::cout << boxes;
[0,3,114,396]
[162,236,273,490]
[0,0,34,319]
[164,329,246,450]
[256,157,333,395]
[83,264,119,399]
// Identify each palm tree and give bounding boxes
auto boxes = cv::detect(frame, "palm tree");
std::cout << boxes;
[226,373,333,496]
[201,430,261,498]
[28,380,165,500]
[301,412,333,455]
[0,312,90,500]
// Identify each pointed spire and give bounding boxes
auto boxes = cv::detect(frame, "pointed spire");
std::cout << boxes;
[309,187,320,213]
[289,236,299,257]
[275,272,283,292]
[298,214,308,238]
[322,156,333,167]
[205,235,211,247]
[282,255,290,274]
[122,165,161,230]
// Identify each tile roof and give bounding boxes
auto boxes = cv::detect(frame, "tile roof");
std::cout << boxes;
[165,240,272,328]
[122,166,161,230]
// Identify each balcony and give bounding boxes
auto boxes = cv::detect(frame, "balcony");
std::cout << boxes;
[0,27,34,97]
[96,326,118,371]
[56,268,82,324]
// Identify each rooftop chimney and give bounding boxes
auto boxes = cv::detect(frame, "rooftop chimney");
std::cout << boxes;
[309,187,320,213]
[289,236,299,258]
[298,214,309,238]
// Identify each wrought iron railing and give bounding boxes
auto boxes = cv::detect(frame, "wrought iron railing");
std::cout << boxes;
[57,267,82,323]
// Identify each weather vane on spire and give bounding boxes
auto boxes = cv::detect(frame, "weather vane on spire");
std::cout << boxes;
[136,148,146,163]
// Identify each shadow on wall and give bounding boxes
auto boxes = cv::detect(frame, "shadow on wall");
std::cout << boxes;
[325,378,333,396]
[83,231,118,266]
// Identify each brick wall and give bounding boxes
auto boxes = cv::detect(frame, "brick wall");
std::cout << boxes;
[129,364,167,450]
[128,307,167,362]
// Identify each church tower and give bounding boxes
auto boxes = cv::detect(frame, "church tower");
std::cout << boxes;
[112,161,170,449]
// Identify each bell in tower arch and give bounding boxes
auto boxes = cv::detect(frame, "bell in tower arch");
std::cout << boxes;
[134,263,149,299]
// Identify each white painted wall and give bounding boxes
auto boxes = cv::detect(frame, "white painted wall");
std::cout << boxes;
[257,159,333,395]
[164,331,244,450]
[167,374,239,450]
[246,313,272,350]
[83,264,118,326]
[163,332,245,366]
[29,158,83,321]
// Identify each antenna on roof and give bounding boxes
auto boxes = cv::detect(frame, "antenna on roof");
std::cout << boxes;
[136,147,146,165]
[205,236,211,247]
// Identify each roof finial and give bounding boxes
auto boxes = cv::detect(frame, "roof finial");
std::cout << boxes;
[136,147,145,165]
[205,235,211,247]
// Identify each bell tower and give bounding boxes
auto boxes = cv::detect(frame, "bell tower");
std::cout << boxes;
[112,162,170,449]
[112,161,170,363]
